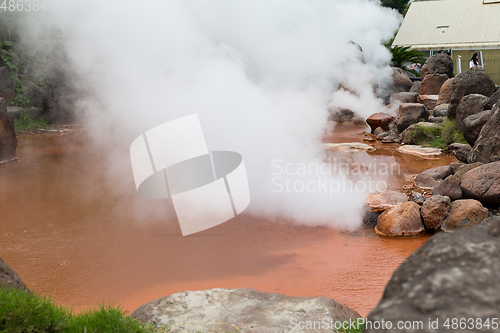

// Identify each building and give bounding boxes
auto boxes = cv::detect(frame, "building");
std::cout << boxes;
[393,0,500,84]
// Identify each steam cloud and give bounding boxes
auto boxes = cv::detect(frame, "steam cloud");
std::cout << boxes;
[22,0,401,229]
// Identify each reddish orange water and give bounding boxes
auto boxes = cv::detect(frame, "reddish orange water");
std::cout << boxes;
[0,125,456,317]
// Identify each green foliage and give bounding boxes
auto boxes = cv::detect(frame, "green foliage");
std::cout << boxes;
[388,45,425,69]
[381,0,409,13]
[0,287,168,333]
[334,321,364,333]
[10,74,30,107]
[14,109,47,131]
[404,118,468,149]
[441,118,468,146]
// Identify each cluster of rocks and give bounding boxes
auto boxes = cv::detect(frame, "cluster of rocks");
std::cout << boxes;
[365,159,500,237]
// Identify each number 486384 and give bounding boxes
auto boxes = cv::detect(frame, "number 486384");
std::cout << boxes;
[1,0,55,11]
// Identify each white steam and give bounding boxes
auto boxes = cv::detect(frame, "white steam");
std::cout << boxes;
[30,0,401,229]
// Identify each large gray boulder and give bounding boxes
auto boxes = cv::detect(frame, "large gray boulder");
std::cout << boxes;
[448,70,496,119]
[0,256,30,292]
[396,103,429,132]
[0,67,15,104]
[432,175,462,201]
[460,161,500,205]
[462,110,491,146]
[0,98,17,164]
[420,53,454,79]
[469,103,500,163]
[366,217,500,333]
[484,88,500,110]
[455,94,488,133]
[131,288,360,333]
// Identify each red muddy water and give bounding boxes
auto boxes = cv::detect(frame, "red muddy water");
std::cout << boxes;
[0,124,457,317]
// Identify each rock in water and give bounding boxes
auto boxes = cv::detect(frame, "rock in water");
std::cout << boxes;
[375,201,425,237]
[364,190,408,212]
[420,53,454,79]
[366,112,395,133]
[460,161,500,205]
[469,103,500,163]
[448,70,496,119]
[420,195,451,230]
[131,288,361,333]
[432,175,462,201]
[366,217,500,333]
[0,98,17,164]
[441,199,488,232]
[0,256,30,292]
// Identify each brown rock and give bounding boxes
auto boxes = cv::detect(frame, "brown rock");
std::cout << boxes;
[441,199,488,231]
[390,92,418,104]
[433,103,449,117]
[421,195,451,230]
[436,78,454,106]
[366,112,395,133]
[455,94,488,133]
[364,190,408,212]
[484,88,500,110]
[414,173,439,188]
[396,103,430,132]
[469,103,500,164]
[419,73,448,96]
[432,175,463,201]
[460,161,500,205]
[420,165,453,180]
[454,162,482,181]
[375,201,425,237]
[417,95,439,111]
[462,110,491,146]
[410,81,421,93]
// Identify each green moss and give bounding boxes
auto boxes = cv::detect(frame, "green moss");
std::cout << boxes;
[404,118,467,149]
[0,287,167,333]
[441,118,468,146]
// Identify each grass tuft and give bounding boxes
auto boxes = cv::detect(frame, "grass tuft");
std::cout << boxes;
[14,109,48,131]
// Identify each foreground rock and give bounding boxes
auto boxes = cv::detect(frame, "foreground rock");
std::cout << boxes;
[0,256,30,292]
[460,161,500,205]
[366,112,395,133]
[131,288,360,333]
[448,70,496,119]
[396,103,429,132]
[441,199,488,231]
[469,103,500,163]
[364,190,408,212]
[366,217,500,333]
[0,98,17,164]
[375,202,425,237]
[420,195,451,231]
[419,53,454,79]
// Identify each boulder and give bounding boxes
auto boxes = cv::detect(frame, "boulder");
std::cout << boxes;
[449,161,465,173]
[414,173,439,189]
[21,80,49,108]
[436,78,454,106]
[0,99,17,164]
[390,92,418,104]
[484,88,500,110]
[427,116,444,123]
[375,201,425,237]
[0,67,15,104]
[432,103,448,117]
[329,108,364,124]
[392,67,413,92]
[460,161,500,205]
[366,112,395,133]
[420,53,454,79]
[432,175,462,201]
[455,94,488,133]
[396,103,429,132]
[420,195,451,230]
[131,288,361,333]
[454,162,482,182]
[448,70,496,119]
[409,81,421,93]
[364,190,408,212]
[447,143,471,164]
[366,217,500,333]
[469,103,500,164]
[419,73,448,96]
[419,165,453,180]
[0,256,30,292]
[416,95,438,111]
[441,199,488,231]
[401,122,441,145]
[462,110,491,146]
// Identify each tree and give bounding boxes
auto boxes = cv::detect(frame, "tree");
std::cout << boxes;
[381,0,409,13]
